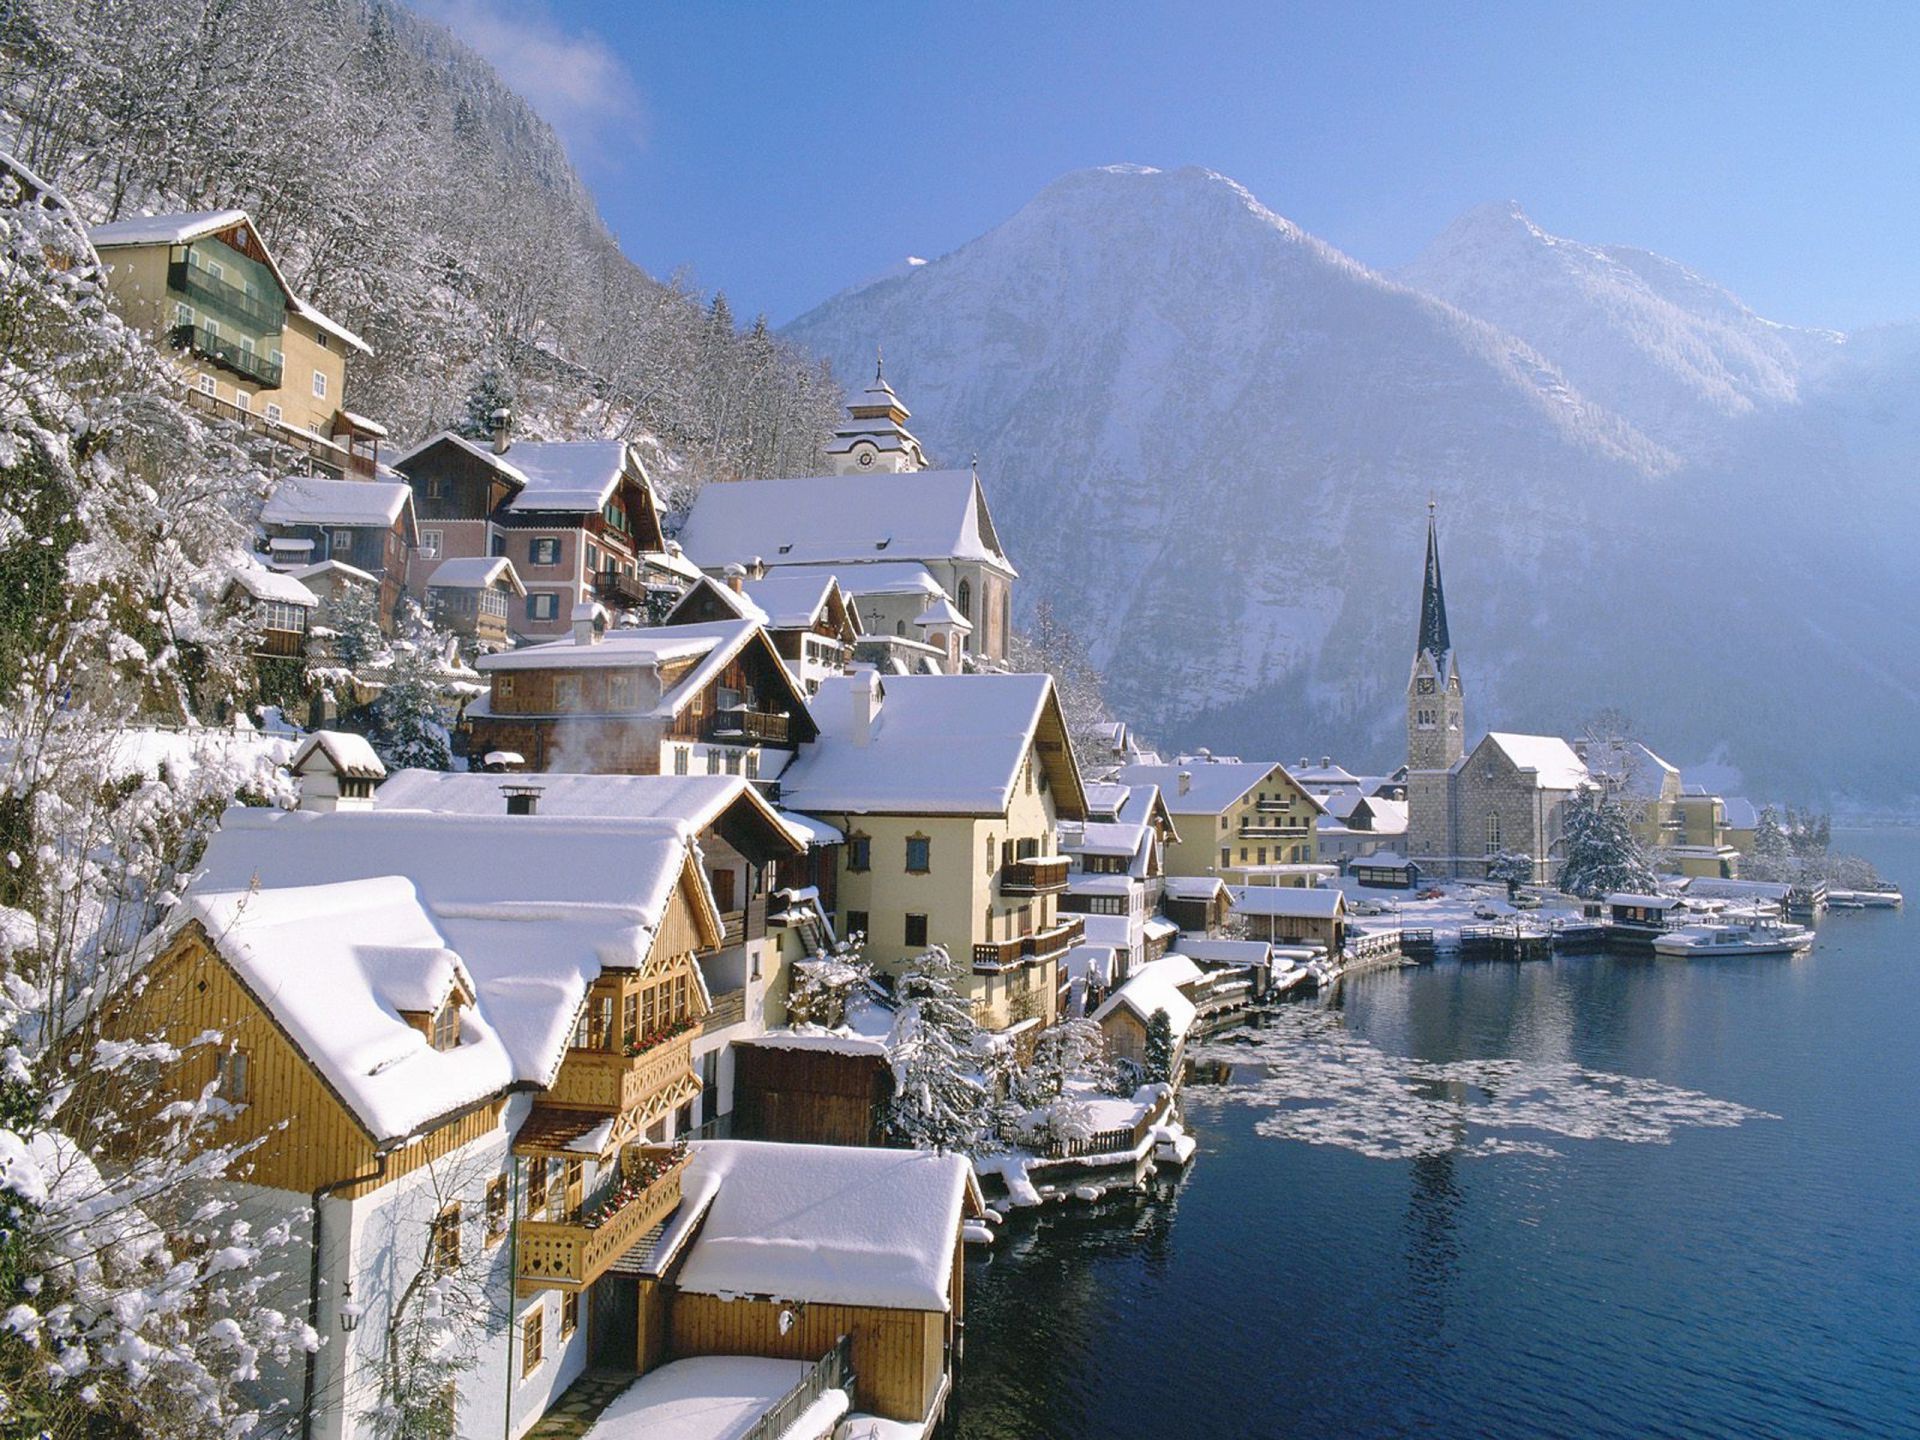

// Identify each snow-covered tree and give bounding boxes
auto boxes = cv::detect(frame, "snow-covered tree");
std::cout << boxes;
[1752,805,1791,862]
[1557,785,1657,898]
[360,642,455,772]
[1142,1009,1177,1085]
[786,939,877,1028]
[457,362,516,441]
[883,947,995,1155]
[1016,1017,1117,1107]
[1486,850,1534,899]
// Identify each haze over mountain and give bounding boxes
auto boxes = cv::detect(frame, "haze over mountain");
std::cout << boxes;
[786,165,1920,804]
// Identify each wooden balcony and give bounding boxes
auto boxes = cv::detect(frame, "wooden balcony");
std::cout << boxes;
[1000,855,1071,897]
[545,1029,699,1118]
[716,892,769,949]
[1239,823,1311,839]
[516,1147,688,1295]
[593,569,652,607]
[973,915,1085,972]
[708,708,792,746]
[1255,799,1294,814]
[701,988,747,1034]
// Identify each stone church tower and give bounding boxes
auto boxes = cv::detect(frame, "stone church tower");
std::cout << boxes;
[1405,506,1465,874]
[824,355,930,475]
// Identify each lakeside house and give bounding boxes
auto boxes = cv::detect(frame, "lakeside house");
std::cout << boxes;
[1113,756,1324,883]
[777,670,1088,1033]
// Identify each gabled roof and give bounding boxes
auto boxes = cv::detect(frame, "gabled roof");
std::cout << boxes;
[1228,884,1344,919]
[824,561,950,600]
[499,440,637,514]
[88,208,369,353]
[225,554,318,608]
[651,1140,980,1312]
[183,877,511,1144]
[779,672,1085,818]
[1113,759,1305,816]
[389,430,531,489]
[1481,733,1590,791]
[371,769,807,858]
[1092,957,1198,1038]
[192,807,714,1094]
[668,571,854,635]
[424,555,524,594]
[290,729,385,781]
[290,559,377,587]
[676,470,1014,575]
[262,476,413,531]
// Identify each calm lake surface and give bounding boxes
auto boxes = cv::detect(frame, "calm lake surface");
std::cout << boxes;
[955,829,1919,1440]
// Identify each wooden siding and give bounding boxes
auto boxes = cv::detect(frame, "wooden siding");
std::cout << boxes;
[99,925,502,1198]
[668,1293,948,1423]
[731,1044,890,1147]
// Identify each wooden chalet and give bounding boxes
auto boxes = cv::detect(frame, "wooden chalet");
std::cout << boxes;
[467,616,819,777]
[665,567,861,696]
[259,474,417,627]
[423,554,525,648]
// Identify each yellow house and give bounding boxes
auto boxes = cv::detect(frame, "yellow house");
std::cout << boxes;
[1113,757,1323,884]
[778,671,1089,1032]
[87,208,382,476]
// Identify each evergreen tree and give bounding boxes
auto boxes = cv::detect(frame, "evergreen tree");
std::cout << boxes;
[884,947,994,1154]
[458,362,517,440]
[1753,805,1791,861]
[1487,849,1534,899]
[1142,1008,1176,1085]
[361,643,454,772]
[1557,785,1658,898]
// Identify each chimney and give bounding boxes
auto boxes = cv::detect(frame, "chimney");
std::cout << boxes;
[572,600,606,646]
[850,668,882,747]
[724,562,747,594]
[501,784,542,816]
[750,556,768,581]
[1178,770,1192,798]
[489,407,513,454]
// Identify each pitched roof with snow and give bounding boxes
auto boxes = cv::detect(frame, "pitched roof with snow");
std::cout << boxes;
[655,1140,979,1312]
[500,440,635,513]
[424,555,524,593]
[1092,956,1198,1038]
[778,672,1083,818]
[262,476,412,530]
[1573,737,1678,800]
[184,877,510,1143]
[290,729,386,781]
[825,561,951,600]
[1113,759,1286,815]
[676,470,1013,575]
[1228,884,1344,919]
[1482,733,1591,791]
[226,554,318,607]
[192,807,706,1093]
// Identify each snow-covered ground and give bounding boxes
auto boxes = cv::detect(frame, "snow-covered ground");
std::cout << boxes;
[1331,876,1587,944]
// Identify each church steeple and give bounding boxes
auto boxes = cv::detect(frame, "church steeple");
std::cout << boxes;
[1417,499,1451,668]
[1408,501,1465,773]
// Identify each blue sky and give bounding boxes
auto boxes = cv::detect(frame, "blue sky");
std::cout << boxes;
[415,1,1920,331]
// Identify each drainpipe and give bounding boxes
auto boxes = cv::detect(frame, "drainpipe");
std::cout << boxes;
[501,1156,522,1440]
[303,1155,390,1440]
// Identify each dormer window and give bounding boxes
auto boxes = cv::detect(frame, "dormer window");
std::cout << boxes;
[430,999,461,1052]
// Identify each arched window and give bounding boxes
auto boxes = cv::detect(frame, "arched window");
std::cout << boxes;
[957,578,972,619]
[896,620,907,637]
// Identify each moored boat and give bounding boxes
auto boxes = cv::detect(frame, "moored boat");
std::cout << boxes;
[1652,922,1814,958]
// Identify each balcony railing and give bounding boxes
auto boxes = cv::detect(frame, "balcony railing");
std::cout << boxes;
[168,258,286,332]
[716,893,768,948]
[182,385,350,477]
[169,323,283,388]
[973,915,1085,972]
[593,569,652,607]
[709,708,791,745]
[1239,823,1311,839]
[516,1146,688,1295]
[544,1029,699,1117]
[739,1336,855,1440]
[1255,799,1294,814]
[701,988,747,1034]
[1000,855,1071,897]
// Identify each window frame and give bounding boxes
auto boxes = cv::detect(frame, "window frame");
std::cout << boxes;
[430,1203,462,1275]
[904,912,929,948]
[312,369,327,399]
[520,1306,544,1377]
[905,834,931,875]
[847,834,871,873]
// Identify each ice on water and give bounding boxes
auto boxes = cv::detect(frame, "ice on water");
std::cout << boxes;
[1187,1007,1775,1161]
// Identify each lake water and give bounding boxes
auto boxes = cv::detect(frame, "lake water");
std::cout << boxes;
[954,829,1919,1440]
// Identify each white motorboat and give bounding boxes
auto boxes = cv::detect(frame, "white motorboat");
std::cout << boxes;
[1653,922,1814,958]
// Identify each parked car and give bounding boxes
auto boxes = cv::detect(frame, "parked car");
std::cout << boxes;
[1417,888,1446,901]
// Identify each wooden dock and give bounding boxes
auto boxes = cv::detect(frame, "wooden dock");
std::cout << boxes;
[1458,924,1553,962]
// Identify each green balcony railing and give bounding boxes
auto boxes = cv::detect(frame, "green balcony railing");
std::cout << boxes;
[168,258,286,332]
[169,324,283,388]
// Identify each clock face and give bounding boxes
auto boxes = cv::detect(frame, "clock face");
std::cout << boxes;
[857,448,875,468]
[1416,677,1436,695]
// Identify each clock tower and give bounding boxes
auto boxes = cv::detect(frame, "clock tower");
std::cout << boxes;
[824,352,930,475]
[1407,503,1464,774]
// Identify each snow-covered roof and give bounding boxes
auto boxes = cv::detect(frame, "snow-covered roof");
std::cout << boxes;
[183,877,510,1143]
[500,440,635,513]
[1482,733,1591,791]
[778,672,1080,817]
[290,729,386,781]
[337,410,388,438]
[582,1356,814,1440]
[676,470,1012,574]
[1092,957,1198,1038]
[659,1140,978,1312]
[1179,938,1272,967]
[226,554,317,607]
[1163,875,1227,902]
[424,555,524,593]
[1142,915,1179,941]
[290,559,377,587]
[192,807,704,1092]
[1607,891,1683,909]
[370,769,807,854]
[1228,884,1344,919]
[1113,759,1287,815]
[674,571,850,633]
[1076,913,1134,948]
[1082,781,1131,819]
[88,208,369,353]
[389,429,532,488]
[262,476,411,529]
[826,561,950,600]
[912,597,971,631]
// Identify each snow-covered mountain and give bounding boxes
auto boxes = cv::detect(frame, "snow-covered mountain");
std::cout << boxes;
[786,166,1920,802]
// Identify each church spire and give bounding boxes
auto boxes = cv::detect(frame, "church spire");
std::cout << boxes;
[1417,500,1450,665]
